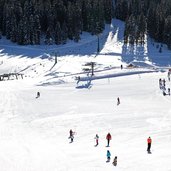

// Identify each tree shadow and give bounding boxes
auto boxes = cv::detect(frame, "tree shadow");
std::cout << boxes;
[121,37,171,67]
[121,44,147,64]
[145,38,171,67]
[0,29,110,59]
[76,79,92,89]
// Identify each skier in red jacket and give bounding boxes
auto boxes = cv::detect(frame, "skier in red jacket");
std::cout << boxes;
[147,137,152,153]
[106,133,112,147]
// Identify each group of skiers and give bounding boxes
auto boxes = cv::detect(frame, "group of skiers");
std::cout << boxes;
[68,129,153,165]
[105,133,117,166]
[106,150,117,166]
[159,70,171,96]
[69,131,117,165]
[95,133,114,163]
[159,78,170,96]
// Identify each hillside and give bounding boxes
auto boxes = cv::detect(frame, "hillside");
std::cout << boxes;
[0,19,171,171]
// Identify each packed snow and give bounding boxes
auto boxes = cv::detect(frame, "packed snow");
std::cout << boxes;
[0,19,171,171]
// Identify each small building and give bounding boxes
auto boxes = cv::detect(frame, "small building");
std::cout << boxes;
[0,73,23,81]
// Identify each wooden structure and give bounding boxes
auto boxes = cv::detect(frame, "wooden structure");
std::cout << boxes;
[0,73,24,81]
[83,62,96,76]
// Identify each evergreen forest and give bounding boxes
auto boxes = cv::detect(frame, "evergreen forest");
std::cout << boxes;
[114,0,171,49]
[0,0,171,49]
[0,0,113,45]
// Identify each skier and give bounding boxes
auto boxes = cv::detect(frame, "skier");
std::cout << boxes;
[147,137,152,153]
[113,156,117,166]
[94,134,99,146]
[69,129,74,143]
[117,97,120,105]
[120,64,123,70]
[69,129,73,138]
[168,71,171,81]
[36,92,40,98]
[168,88,170,96]
[106,150,111,162]
[159,78,162,89]
[163,90,166,96]
[70,134,74,143]
[163,79,166,87]
[106,133,112,147]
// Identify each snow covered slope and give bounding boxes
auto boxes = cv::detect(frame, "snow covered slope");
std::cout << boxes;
[0,19,171,171]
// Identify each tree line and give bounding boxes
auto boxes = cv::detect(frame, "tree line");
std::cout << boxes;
[1,0,170,49]
[114,0,171,49]
[0,0,113,45]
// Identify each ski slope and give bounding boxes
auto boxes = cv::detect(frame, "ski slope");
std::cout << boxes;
[0,19,171,171]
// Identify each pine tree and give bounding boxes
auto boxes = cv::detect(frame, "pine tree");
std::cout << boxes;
[67,2,74,40]
[137,13,147,44]
[17,17,24,45]
[86,0,94,33]
[54,22,62,45]
[91,0,105,35]
[10,15,17,43]
[29,14,36,44]
[126,14,136,44]
[124,22,129,44]
[34,14,41,44]
[53,0,66,26]
[163,16,171,49]
[61,21,68,44]
[82,0,88,31]
[147,5,157,39]
[104,0,113,24]
[0,0,4,33]
[5,15,11,39]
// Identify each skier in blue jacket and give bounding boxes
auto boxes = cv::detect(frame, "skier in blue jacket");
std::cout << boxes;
[106,150,111,162]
